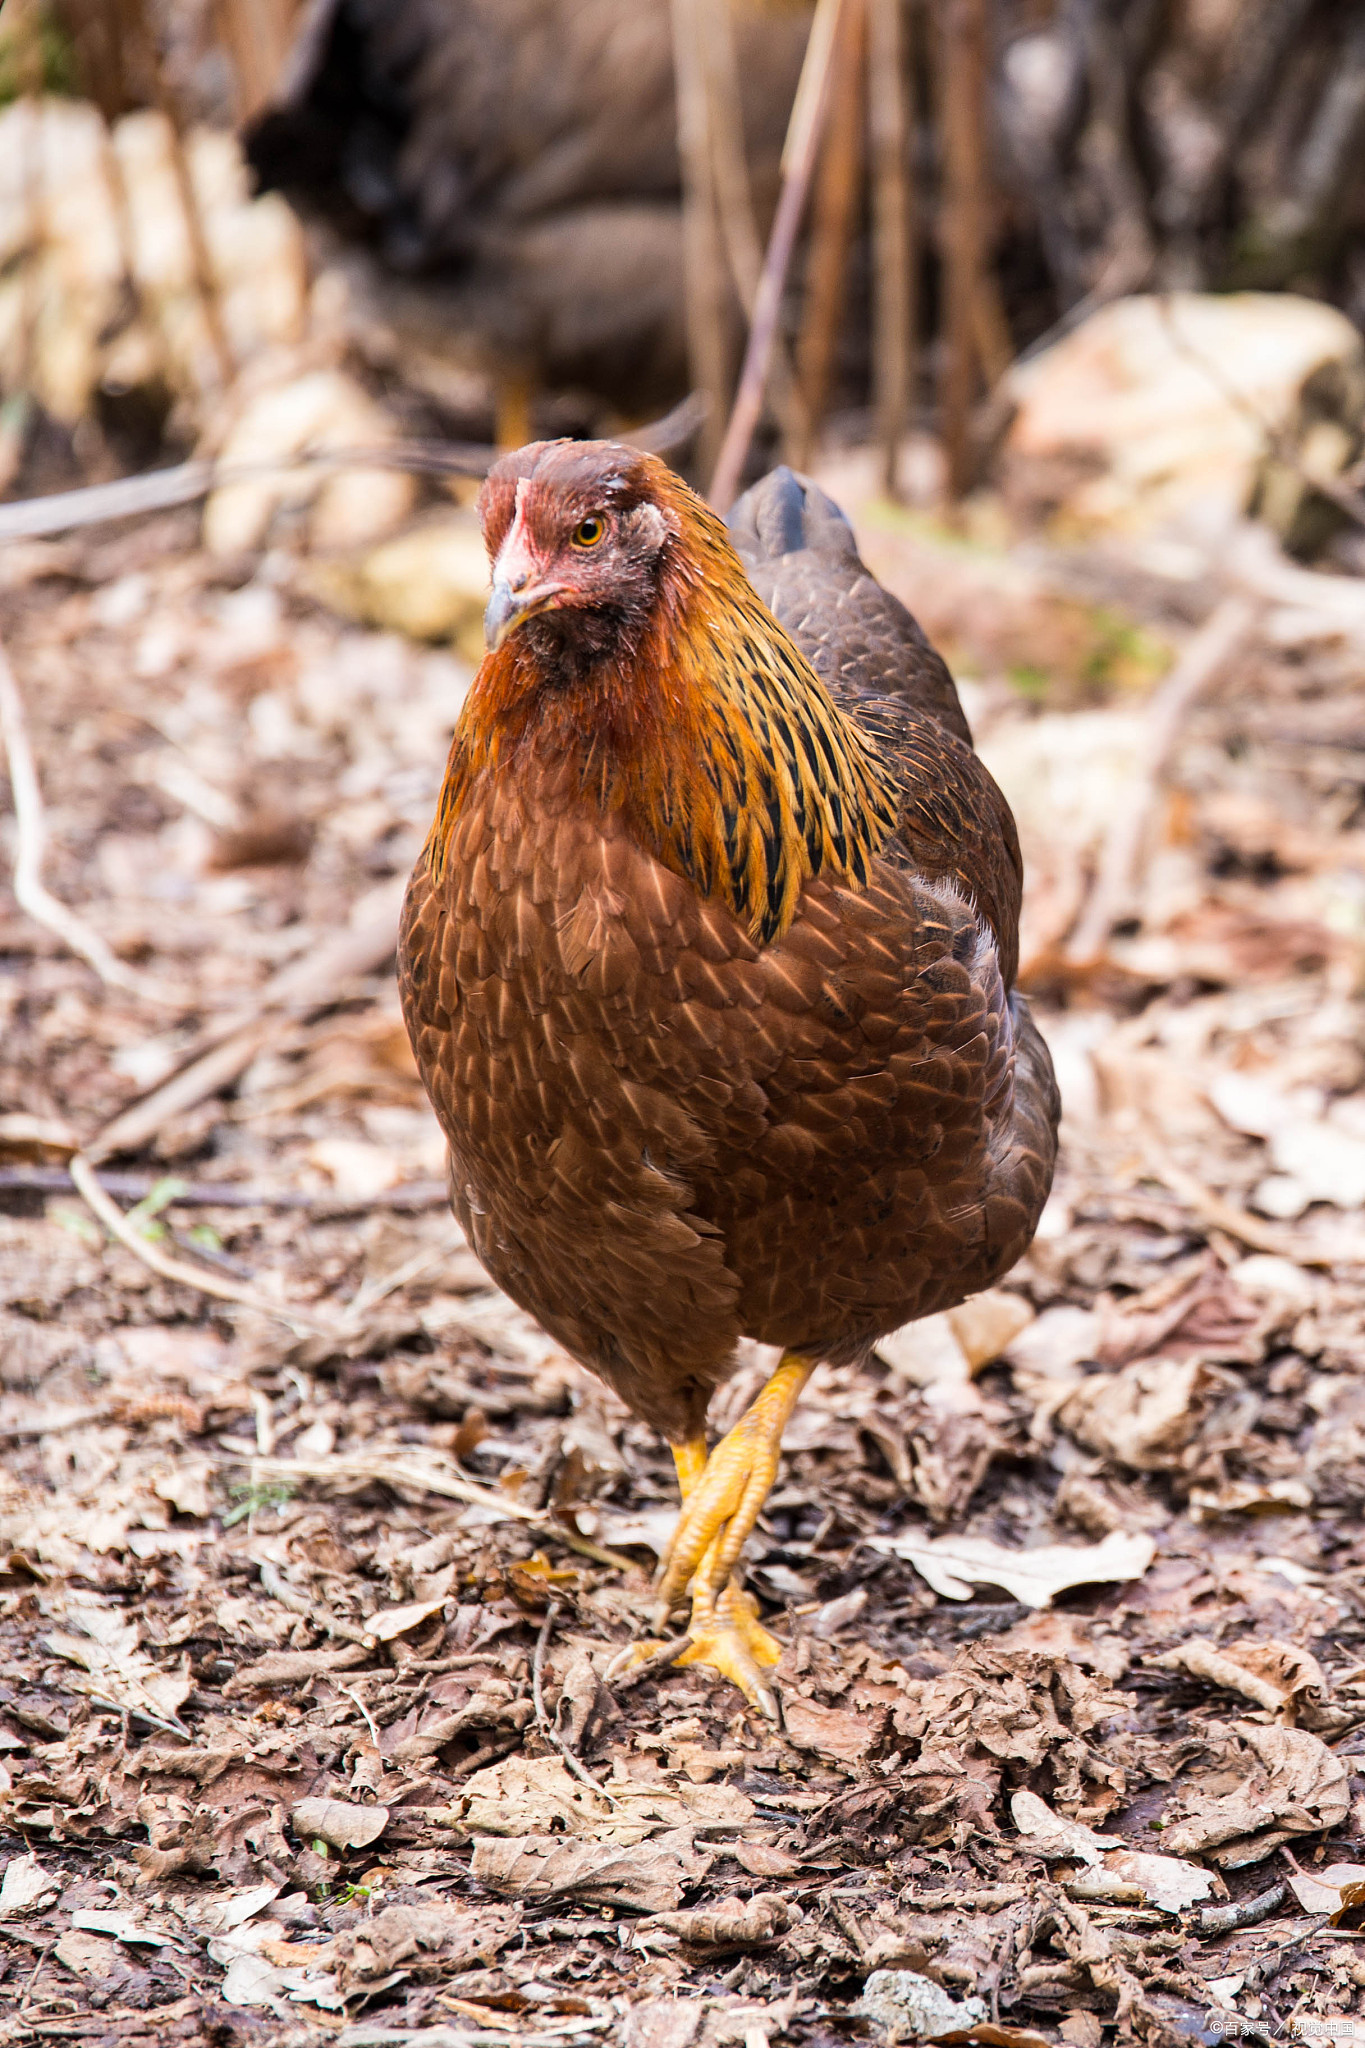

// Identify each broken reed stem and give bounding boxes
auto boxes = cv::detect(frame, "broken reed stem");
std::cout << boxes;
[1066,596,1257,962]
[938,0,988,500]
[532,1601,620,1807]
[0,636,163,999]
[867,0,914,495]
[708,0,850,508]
[795,0,867,468]
[672,0,732,480]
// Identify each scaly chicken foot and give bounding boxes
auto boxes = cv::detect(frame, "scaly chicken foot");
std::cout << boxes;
[644,1352,816,1715]
[659,1352,816,1610]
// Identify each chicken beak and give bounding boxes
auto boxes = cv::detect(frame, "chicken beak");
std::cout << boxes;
[484,575,564,651]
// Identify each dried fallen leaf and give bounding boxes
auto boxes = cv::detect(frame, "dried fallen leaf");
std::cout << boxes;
[647,1892,794,1947]
[458,1753,752,1846]
[1010,1788,1114,1864]
[71,1909,176,1948]
[728,1840,805,1879]
[869,1528,1155,1607]
[1102,1850,1216,1915]
[220,1949,344,2013]
[45,1603,191,1734]
[0,1851,58,1912]
[291,1796,389,1852]
[54,1931,123,1981]
[470,1828,712,1911]
[1058,1357,1238,1471]
[1011,1790,1215,1913]
[367,1596,447,1642]
[781,1693,886,1763]
[1151,1637,1333,1724]
[1285,1863,1365,1917]
[332,1900,521,1985]
[1162,1722,1350,1866]
[222,1643,371,1692]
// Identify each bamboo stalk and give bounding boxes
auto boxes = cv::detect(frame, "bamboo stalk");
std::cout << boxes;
[938,0,988,500]
[867,0,914,496]
[672,0,732,480]
[708,0,850,509]
[794,0,867,469]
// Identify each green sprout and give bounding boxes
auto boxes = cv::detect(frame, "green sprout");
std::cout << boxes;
[223,1479,298,1529]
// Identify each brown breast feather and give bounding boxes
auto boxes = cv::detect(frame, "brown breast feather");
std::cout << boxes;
[399,758,1055,1441]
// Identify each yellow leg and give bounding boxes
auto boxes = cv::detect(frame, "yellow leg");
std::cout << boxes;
[672,1439,708,1499]
[658,1351,816,1720]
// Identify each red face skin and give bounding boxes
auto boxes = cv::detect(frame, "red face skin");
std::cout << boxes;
[478,440,679,674]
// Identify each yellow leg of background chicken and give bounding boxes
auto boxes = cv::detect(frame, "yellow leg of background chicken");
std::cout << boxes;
[660,1351,816,1719]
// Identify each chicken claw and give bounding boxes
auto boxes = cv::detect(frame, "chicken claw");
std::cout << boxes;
[652,1350,816,1714]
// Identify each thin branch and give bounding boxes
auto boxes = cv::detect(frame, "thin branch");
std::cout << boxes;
[672,0,733,479]
[238,1449,641,1572]
[708,0,851,508]
[0,394,708,545]
[533,1600,620,1807]
[867,0,912,494]
[337,1683,385,1761]
[69,1152,343,1335]
[0,636,166,1000]
[796,0,867,468]
[1065,597,1257,962]
[938,0,989,499]
[84,873,406,1163]
[0,1163,450,1210]
[608,1634,696,1693]
[699,0,808,455]
[1139,1129,1333,1270]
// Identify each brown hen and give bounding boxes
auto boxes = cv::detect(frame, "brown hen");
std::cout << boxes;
[399,443,1059,1713]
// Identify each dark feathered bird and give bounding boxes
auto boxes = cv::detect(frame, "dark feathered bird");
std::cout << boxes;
[399,442,1059,1712]
[248,0,809,417]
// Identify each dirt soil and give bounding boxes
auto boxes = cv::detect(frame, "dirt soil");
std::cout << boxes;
[1,479,1364,2048]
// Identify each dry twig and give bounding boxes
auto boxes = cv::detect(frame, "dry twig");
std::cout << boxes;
[709,0,850,507]
[533,1600,620,1806]
[0,395,707,544]
[701,0,806,456]
[68,1152,343,1336]
[1140,1128,1333,1269]
[867,0,912,494]
[84,874,406,1164]
[794,0,866,468]
[0,636,165,1000]
[607,1635,696,1693]
[1066,596,1258,962]
[672,0,733,479]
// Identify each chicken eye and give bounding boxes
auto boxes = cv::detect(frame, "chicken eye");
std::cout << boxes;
[571,515,605,548]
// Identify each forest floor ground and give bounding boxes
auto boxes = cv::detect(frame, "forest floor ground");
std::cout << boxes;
[1,452,1364,2047]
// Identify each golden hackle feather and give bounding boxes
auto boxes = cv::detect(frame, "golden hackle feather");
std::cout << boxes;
[427,464,902,945]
